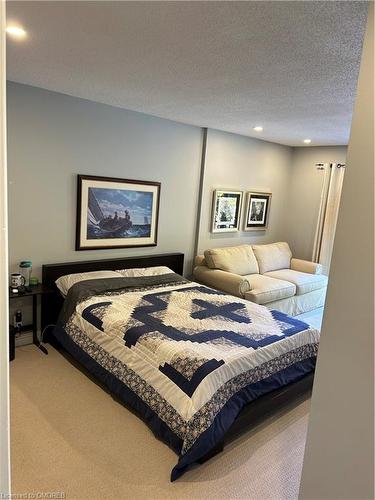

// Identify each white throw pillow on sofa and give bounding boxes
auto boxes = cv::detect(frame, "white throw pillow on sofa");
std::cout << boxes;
[252,242,292,274]
[204,245,259,276]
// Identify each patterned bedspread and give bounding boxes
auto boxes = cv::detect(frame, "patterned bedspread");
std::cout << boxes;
[53,273,319,480]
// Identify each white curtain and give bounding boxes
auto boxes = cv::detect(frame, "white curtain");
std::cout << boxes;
[312,163,345,275]
[312,164,331,263]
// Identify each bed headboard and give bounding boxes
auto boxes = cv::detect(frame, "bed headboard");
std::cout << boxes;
[41,252,184,332]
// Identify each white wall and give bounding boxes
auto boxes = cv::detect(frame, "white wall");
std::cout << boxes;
[286,146,347,260]
[197,129,293,254]
[7,82,202,276]
[299,3,374,498]
[0,1,11,495]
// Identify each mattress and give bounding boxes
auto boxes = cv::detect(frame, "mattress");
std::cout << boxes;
[53,272,319,480]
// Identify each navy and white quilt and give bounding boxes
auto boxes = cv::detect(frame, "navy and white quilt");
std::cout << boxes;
[53,273,319,480]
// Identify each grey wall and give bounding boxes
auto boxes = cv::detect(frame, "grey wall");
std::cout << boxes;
[8,82,348,285]
[8,83,305,334]
[299,3,374,498]
[286,146,347,260]
[7,82,202,277]
[197,129,293,254]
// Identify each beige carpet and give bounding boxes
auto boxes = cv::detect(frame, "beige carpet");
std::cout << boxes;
[11,345,310,500]
[295,307,324,331]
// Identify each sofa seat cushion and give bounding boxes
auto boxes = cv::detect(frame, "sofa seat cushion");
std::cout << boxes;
[243,274,296,305]
[252,242,292,274]
[264,269,328,295]
[204,244,259,276]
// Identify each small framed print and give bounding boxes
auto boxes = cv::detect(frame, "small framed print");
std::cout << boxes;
[211,190,243,233]
[76,175,161,250]
[244,191,272,231]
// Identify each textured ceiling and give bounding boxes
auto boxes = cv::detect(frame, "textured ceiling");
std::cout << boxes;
[6,1,368,146]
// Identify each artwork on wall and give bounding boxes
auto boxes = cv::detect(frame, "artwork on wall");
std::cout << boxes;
[76,175,161,250]
[211,190,243,233]
[244,191,272,231]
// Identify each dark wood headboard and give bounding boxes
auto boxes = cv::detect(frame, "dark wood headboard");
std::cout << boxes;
[41,252,184,332]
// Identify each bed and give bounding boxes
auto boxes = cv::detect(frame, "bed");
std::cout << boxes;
[42,253,319,481]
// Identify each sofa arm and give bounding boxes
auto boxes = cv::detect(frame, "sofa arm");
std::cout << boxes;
[193,266,250,298]
[194,255,207,267]
[290,258,323,275]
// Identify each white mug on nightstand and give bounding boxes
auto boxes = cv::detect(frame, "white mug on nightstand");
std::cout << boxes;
[10,273,25,289]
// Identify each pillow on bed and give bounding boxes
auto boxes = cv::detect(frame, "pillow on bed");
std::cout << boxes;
[56,270,121,296]
[116,266,174,278]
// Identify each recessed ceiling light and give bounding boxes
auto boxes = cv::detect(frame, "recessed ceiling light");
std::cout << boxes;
[253,126,263,132]
[303,139,312,144]
[6,26,27,39]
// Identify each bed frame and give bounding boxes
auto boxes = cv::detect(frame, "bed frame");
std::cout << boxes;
[41,252,313,464]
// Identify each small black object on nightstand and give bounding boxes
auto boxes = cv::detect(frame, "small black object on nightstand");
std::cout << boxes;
[9,283,54,357]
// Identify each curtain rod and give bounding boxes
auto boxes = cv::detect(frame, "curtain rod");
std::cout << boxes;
[315,163,346,170]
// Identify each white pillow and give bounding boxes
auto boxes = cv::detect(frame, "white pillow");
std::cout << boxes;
[116,266,174,278]
[56,270,121,296]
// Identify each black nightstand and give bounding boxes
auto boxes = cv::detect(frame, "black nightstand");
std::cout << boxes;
[9,284,53,357]
[9,325,15,361]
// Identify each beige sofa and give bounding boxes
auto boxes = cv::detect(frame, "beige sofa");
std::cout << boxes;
[193,242,328,316]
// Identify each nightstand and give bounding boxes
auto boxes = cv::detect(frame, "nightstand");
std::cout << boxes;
[9,325,15,361]
[9,284,53,357]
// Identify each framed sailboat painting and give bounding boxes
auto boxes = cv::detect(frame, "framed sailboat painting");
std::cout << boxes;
[76,175,161,250]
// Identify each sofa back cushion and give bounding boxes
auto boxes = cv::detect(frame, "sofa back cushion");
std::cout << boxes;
[252,242,292,274]
[204,245,259,276]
